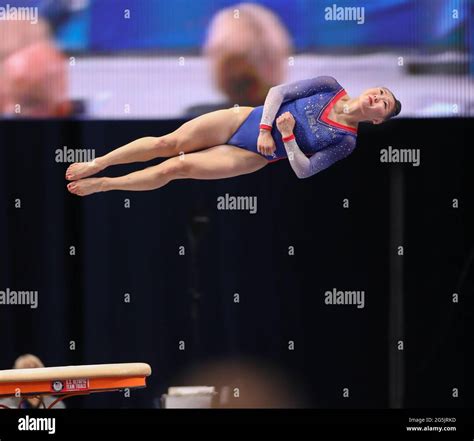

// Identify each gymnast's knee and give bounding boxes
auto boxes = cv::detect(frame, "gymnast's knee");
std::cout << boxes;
[153,135,178,155]
[160,158,190,180]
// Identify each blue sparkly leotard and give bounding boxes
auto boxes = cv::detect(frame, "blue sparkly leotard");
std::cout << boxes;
[226,76,358,177]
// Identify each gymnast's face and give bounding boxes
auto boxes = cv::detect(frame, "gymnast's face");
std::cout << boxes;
[359,87,395,124]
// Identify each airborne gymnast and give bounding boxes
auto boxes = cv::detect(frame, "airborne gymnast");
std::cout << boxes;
[66,76,401,196]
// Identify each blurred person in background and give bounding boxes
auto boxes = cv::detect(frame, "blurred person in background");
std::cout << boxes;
[0,17,50,116]
[0,354,66,409]
[185,2,293,118]
[0,19,50,61]
[0,4,77,118]
[2,40,72,118]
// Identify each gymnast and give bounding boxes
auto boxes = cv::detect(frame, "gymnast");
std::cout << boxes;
[66,76,401,196]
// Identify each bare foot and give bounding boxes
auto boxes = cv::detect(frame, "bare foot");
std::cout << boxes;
[67,178,105,197]
[65,159,104,181]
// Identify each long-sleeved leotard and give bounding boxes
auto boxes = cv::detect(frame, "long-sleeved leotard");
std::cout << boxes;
[226,76,357,178]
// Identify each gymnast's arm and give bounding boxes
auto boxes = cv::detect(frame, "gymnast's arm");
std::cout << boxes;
[283,135,357,179]
[259,76,341,128]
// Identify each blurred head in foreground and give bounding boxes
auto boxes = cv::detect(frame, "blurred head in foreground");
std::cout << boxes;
[204,2,293,107]
[173,357,307,408]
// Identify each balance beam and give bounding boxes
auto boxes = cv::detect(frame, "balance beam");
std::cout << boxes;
[0,363,152,408]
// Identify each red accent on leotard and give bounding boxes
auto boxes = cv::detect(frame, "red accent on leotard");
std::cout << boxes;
[320,90,358,134]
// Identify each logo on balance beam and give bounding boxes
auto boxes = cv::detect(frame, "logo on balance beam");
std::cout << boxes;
[50,379,90,393]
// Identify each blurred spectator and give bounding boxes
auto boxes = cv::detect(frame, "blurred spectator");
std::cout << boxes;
[0,11,79,119]
[0,354,66,409]
[0,19,51,61]
[185,2,293,117]
[0,16,50,117]
[2,40,72,118]
[13,354,45,370]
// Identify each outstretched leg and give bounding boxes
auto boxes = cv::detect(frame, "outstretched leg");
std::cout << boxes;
[67,145,268,196]
[65,107,254,181]
[65,136,163,181]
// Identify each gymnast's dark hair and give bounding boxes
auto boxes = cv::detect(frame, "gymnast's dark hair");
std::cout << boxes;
[385,88,402,120]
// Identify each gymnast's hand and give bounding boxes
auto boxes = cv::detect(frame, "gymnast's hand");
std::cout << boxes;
[257,130,276,157]
[276,111,296,138]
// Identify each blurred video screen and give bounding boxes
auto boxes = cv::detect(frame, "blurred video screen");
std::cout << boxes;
[0,0,472,119]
